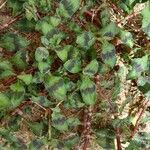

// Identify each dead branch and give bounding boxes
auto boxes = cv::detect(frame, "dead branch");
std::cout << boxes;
[0,13,22,32]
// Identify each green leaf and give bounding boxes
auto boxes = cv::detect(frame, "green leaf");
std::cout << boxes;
[57,0,80,18]
[127,55,149,79]
[141,6,150,37]
[10,81,25,93]
[35,47,49,62]
[137,76,150,98]
[36,20,53,35]
[38,61,50,74]
[55,45,70,62]
[100,9,111,26]
[0,33,29,52]
[65,92,84,109]
[64,59,81,73]
[46,29,65,47]
[0,60,14,81]
[7,1,24,15]
[0,60,13,70]
[50,16,61,27]
[141,112,150,124]
[83,59,99,76]
[52,108,68,131]
[28,122,44,136]
[24,2,38,21]
[63,133,79,148]
[98,63,111,74]
[10,92,24,108]
[13,18,35,32]
[64,78,76,92]
[101,42,116,68]
[11,50,28,69]
[44,75,67,101]
[145,91,150,99]
[68,21,82,33]
[18,74,33,85]
[80,76,96,105]
[0,93,10,110]
[32,72,44,84]
[37,0,52,13]
[123,0,137,8]
[119,2,130,13]
[32,96,51,107]
[0,70,15,80]
[95,128,115,149]
[55,45,80,62]
[126,132,150,149]
[7,116,21,132]
[29,138,46,150]
[100,22,119,39]
[76,32,96,49]
[46,28,59,39]
[41,36,50,47]
[36,16,60,35]
[120,30,134,48]
[67,118,80,129]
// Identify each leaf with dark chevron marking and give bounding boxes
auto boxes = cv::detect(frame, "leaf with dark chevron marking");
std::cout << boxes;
[31,96,51,107]
[29,138,46,150]
[100,22,119,39]
[0,33,29,52]
[44,75,67,101]
[63,133,79,148]
[52,108,68,131]
[11,50,28,70]
[83,59,99,76]
[127,55,149,79]
[101,42,116,68]
[57,0,80,18]
[120,30,133,48]
[64,59,81,73]
[35,47,49,62]
[65,92,84,109]
[80,76,96,105]
[55,45,80,62]
[76,32,96,50]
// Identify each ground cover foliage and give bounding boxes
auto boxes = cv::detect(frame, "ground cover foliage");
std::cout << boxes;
[0,0,150,149]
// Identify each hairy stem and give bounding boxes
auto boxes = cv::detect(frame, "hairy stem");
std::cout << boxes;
[115,127,122,150]
[82,106,93,150]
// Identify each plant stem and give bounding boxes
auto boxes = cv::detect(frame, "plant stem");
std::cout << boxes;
[115,127,122,150]
[131,99,149,138]
[82,106,93,150]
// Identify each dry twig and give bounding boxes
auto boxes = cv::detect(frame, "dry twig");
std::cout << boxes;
[0,13,22,32]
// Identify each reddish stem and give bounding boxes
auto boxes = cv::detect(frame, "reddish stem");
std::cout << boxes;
[84,11,101,27]
[2,76,16,86]
[82,138,88,150]
[115,127,122,150]
[82,107,93,150]
[131,100,149,138]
